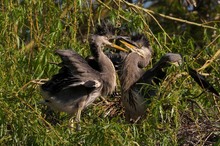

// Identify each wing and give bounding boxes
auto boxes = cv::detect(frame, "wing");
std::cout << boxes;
[41,49,102,94]
[41,66,101,94]
[188,67,219,97]
[41,66,73,93]
[55,49,99,77]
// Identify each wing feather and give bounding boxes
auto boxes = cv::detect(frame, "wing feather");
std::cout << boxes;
[41,49,102,94]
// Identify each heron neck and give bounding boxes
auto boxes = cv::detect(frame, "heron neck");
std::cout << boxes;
[90,42,116,95]
[90,42,101,59]
[99,52,116,95]
[90,42,115,73]
[120,53,146,92]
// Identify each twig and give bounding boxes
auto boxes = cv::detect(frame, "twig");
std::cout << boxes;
[14,90,63,141]
[16,79,48,95]
[100,96,110,105]
[133,7,166,50]
[31,79,49,85]
[212,96,220,118]
[96,0,130,22]
[122,0,217,30]
[73,0,78,43]
[205,34,220,48]
[86,0,93,42]
[186,98,211,122]
[198,49,220,71]
[201,132,213,146]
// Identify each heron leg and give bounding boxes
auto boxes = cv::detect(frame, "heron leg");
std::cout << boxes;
[68,109,82,131]
[69,99,85,131]
[75,107,82,131]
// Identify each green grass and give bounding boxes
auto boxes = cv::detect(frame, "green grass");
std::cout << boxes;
[1,0,220,145]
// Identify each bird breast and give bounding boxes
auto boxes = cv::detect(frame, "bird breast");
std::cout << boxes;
[101,72,116,95]
[99,53,117,96]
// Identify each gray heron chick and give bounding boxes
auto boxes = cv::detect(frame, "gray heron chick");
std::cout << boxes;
[125,53,182,122]
[104,35,182,122]
[40,35,127,130]
[117,34,154,122]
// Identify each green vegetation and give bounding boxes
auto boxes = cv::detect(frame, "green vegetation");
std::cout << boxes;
[0,0,220,145]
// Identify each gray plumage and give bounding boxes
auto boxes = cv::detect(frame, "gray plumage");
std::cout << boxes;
[104,34,182,122]
[40,35,117,130]
[122,53,182,122]
[117,34,154,122]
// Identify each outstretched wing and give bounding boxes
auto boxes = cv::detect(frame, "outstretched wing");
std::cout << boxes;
[41,49,102,94]
[55,49,98,76]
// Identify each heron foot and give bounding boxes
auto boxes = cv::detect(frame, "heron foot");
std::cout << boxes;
[68,117,81,131]
[76,123,81,131]
[69,117,75,128]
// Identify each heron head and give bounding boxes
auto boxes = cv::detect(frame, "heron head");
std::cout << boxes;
[118,33,152,57]
[90,35,111,46]
[89,34,129,52]
[160,53,183,67]
[131,34,150,49]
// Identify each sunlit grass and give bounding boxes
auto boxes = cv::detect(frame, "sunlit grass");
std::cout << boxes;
[0,0,220,145]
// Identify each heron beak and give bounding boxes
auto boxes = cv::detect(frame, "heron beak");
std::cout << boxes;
[119,40,139,52]
[107,36,130,52]
[119,40,148,58]
[110,43,129,52]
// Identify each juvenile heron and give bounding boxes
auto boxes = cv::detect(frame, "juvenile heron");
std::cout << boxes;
[106,34,218,121]
[117,34,155,122]
[102,34,183,122]
[40,34,127,130]
[124,53,183,122]
[116,51,182,122]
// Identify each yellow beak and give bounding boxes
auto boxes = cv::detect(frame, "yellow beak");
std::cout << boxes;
[119,40,138,52]
[110,43,129,52]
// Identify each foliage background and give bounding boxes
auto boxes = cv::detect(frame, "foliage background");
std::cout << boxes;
[0,0,220,145]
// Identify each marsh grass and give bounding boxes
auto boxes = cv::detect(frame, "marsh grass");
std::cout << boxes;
[0,0,220,145]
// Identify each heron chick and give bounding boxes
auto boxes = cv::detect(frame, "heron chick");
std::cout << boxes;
[122,53,182,122]
[104,34,183,122]
[40,34,127,130]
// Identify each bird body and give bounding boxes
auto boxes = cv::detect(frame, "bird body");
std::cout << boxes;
[105,35,182,122]
[41,49,104,124]
[40,35,124,130]
[116,34,153,122]
[123,53,182,122]
[41,83,101,114]
[122,88,147,122]
[120,49,152,92]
